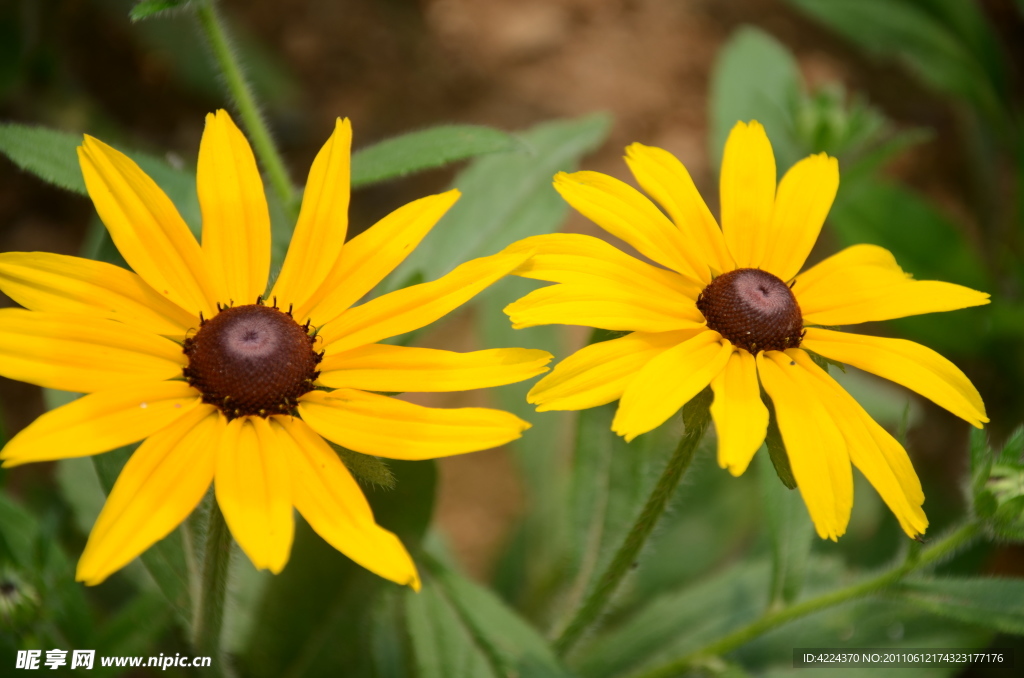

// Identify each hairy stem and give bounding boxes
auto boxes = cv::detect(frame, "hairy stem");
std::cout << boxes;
[193,501,232,669]
[630,521,982,678]
[194,0,297,214]
[554,388,713,656]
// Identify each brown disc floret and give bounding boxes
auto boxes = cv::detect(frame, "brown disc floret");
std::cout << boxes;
[183,302,322,419]
[696,268,804,354]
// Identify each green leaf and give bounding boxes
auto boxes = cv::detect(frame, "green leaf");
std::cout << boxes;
[405,556,570,678]
[242,459,436,677]
[891,577,1024,635]
[92,592,173,677]
[764,399,797,490]
[710,26,802,172]
[758,453,813,606]
[383,113,611,292]
[546,348,683,632]
[785,0,1007,126]
[573,561,771,678]
[0,123,202,234]
[334,445,396,490]
[91,446,194,625]
[350,125,523,189]
[129,0,190,22]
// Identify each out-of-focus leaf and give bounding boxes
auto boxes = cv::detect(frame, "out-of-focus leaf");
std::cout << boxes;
[786,0,1006,124]
[243,459,436,677]
[471,118,608,611]
[759,453,813,607]
[405,556,570,678]
[405,557,569,678]
[743,597,988,678]
[129,0,190,22]
[92,592,173,677]
[480,277,569,615]
[383,113,611,292]
[91,445,194,625]
[889,577,1024,635]
[764,400,797,490]
[572,561,770,678]
[710,26,802,172]
[0,493,93,648]
[0,123,201,234]
[351,125,523,189]
[551,398,678,638]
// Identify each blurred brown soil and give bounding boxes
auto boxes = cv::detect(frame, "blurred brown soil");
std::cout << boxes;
[0,0,997,579]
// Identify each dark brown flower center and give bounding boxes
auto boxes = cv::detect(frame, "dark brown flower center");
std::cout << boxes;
[183,303,322,419]
[696,268,803,353]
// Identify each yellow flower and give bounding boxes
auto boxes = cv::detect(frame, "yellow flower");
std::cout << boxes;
[504,121,989,541]
[0,110,551,588]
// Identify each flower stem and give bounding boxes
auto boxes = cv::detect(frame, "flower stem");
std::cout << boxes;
[554,388,713,657]
[629,521,982,678]
[193,501,232,667]
[194,0,297,214]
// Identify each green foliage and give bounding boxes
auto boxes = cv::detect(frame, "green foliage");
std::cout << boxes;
[573,562,770,678]
[785,0,1007,126]
[891,577,1024,635]
[385,113,612,290]
[970,427,1024,540]
[710,27,802,172]
[759,454,813,606]
[0,123,202,234]
[764,400,797,490]
[350,125,524,189]
[405,556,571,678]
[242,459,436,677]
[129,0,191,23]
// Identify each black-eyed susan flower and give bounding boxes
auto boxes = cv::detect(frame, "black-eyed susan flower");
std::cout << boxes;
[0,110,551,588]
[504,121,989,541]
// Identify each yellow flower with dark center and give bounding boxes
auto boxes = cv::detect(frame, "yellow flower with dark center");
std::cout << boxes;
[504,121,989,541]
[0,110,551,587]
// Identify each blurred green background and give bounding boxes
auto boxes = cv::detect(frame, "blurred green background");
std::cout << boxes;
[1,0,1023,676]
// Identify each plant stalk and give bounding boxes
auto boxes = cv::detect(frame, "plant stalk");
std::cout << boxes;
[194,0,297,214]
[554,388,713,656]
[629,521,982,678]
[193,501,232,668]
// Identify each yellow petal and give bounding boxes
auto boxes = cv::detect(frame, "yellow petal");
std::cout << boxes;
[319,345,551,392]
[299,190,460,326]
[793,244,990,325]
[612,330,732,442]
[791,350,927,538]
[720,121,776,268]
[1,382,200,467]
[0,252,197,336]
[78,136,215,317]
[297,389,530,460]
[215,417,293,574]
[504,281,704,333]
[710,350,768,476]
[759,153,839,281]
[503,233,703,299]
[757,351,852,541]
[271,118,352,309]
[273,416,420,589]
[802,327,988,427]
[528,330,699,412]
[318,250,530,355]
[198,110,271,305]
[624,143,734,275]
[0,309,187,393]
[553,171,708,282]
[76,405,222,585]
